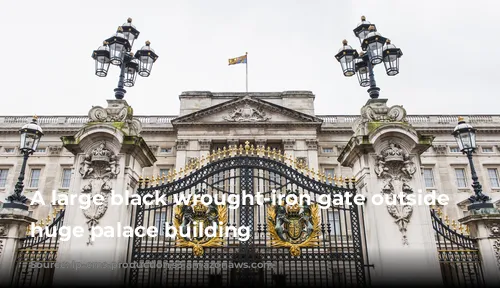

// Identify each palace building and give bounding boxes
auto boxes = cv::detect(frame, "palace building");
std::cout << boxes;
[1,91,498,221]
[1,91,500,287]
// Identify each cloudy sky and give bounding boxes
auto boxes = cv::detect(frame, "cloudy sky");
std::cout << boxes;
[0,0,497,116]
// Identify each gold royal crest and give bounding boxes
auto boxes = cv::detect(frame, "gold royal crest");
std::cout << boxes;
[174,200,228,256]
[267,191,320,256]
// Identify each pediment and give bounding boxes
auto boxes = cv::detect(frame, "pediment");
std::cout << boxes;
[172,96,323,126]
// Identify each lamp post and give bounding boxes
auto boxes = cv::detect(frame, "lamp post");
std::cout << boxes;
[4,116,44,210]
[452,117,494,210]
[335,16,403,99]
[92,18,159,100]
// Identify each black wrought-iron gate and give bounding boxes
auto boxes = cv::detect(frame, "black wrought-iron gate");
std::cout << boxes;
[129,144,370,287]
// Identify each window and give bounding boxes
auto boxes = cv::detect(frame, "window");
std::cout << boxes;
[488,168,500,188]
[61,168,72,188]
[35,148,46,153]
[160,147,172,153]
[324,168,335,182]
[328,211,341,235]
[482,147,494,153]
[159,168,170,177]
[29,169,41,188]
[322,147,334,153]
[455,168,467,188]
[450,147,460,153]
[423,168,435,188]
[4,148,14,153]
[154,211,167,236]
[0,169,8,187]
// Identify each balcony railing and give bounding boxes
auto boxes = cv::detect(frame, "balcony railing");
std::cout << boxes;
[0,115,498,129]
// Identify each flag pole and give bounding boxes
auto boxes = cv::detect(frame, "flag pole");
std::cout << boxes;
[245,52,248,93]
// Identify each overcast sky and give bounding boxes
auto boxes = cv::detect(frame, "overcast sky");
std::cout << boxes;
[0,0,497,116]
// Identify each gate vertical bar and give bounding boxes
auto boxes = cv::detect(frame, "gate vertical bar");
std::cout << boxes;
[236,157,255,286]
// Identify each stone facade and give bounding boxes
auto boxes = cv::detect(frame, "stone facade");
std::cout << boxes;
[0,91,499,226]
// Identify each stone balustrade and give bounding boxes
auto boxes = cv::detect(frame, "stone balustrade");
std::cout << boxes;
[0,115,499,132]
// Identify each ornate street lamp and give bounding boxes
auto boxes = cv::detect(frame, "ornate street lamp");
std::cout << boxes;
[4,116,44,210]
[335,16,403,99]
[92,18,159,100]
[452,117,494,210]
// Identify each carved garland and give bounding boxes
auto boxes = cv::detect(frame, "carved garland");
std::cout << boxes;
[374,142,416,245]
[78,142,120,245]
[487,222,500,268]
[0,224,7,258]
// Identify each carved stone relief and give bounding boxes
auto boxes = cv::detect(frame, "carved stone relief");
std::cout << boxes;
[487,222,500,237]
[283,139,295,150]
[198,140,212,150]
[88,100,142,136]
[306,139,318,150]
[0,224,7,236]
[487,222,500,268]
[375,141,417,245]
[432,145,447,155]
[360,102,406,123]
[223,104,271,122]
[78,141,119,245]
[48,146,63,155]
[176,140,189,151]
[148,145,159,155]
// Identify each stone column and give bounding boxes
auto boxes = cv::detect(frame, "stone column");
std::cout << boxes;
[459,208,500,286]
[53,99,156,286]
[0,206,36,287]
[198,139,211,160]
[338,99,442,286]
[283,139,295,158]
[175,139,189,169]
[306,139,318,172]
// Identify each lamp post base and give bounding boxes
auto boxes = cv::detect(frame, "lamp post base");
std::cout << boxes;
[467,201,495,211]
[114,88,127,100]
[367,87,380,99]
[2,202,29,210]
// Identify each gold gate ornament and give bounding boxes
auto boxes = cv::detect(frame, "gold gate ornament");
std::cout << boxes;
[267,202,320,256]
[174,201,228,256]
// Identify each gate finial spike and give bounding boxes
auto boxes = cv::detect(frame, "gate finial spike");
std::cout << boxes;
[239,144,243,155]
[223,146,227,158]
[272,148,276,160]
[250,144,255,155]
[267,147,271,158]
[167,170,173,182]
[277,149,282,161]
[244,141,250,154]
